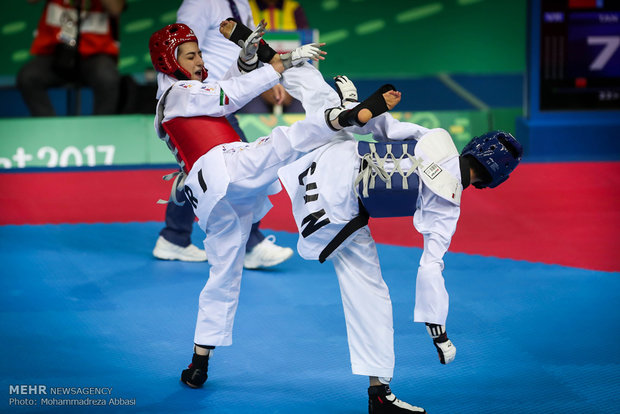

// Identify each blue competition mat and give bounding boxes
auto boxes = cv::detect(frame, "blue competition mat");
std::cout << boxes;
[0,223,618,413]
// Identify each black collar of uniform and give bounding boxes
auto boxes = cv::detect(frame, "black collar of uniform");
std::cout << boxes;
[459,156,471,189]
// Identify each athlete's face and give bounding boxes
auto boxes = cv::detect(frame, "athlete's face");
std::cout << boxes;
[469,166,490,188]
[470,168,481,186]
[177,41,205,81]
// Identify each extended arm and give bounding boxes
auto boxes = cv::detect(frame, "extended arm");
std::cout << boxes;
[162,65,280,121]
[219,19,325,75]
[412,175,460,326]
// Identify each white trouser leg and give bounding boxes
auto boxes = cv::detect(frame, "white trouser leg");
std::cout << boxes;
[224,64,343,190]
[330,227,395,378]
[225,112,339,193]
[281,62,340,114]
[193,199,254,346]
[270,110,340,154]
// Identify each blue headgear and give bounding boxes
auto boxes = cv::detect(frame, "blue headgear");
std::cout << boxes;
[461,131,523,189]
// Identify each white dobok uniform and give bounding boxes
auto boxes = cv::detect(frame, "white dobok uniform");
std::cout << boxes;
[155,62,342,346]
[278,116,462,378]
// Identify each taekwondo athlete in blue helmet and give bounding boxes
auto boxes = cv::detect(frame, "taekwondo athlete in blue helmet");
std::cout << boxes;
[277,76,523,414]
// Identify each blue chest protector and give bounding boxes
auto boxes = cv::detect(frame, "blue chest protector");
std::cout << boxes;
[319,140,421,263]
[356,140,420,218]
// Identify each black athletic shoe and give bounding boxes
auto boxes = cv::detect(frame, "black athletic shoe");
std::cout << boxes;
[368,385,426,413]
[180,353,209,388]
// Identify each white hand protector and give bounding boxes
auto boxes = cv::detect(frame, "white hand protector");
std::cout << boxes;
[238,20,266,64]
[281,43,323,69]
[426,323,456,364]
[433,338,456,364]
[334,75,358,103]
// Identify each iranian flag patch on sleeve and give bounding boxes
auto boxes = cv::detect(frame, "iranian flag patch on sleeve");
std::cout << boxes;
[219,89,229,105]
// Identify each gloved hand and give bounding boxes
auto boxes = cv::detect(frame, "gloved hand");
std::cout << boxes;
[426,323,456,364]
[225,17,277,63]
[334,75,358,104]
[238,20,266,64]
[280,42,325,69]
[433,337,456,364]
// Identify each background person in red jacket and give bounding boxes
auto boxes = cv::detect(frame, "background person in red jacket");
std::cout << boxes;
[17,0,125,116]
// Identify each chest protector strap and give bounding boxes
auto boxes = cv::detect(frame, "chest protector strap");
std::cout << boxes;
[355,140,421,218]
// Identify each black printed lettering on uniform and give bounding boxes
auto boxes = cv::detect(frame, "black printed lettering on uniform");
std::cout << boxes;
[301,209,330,238]
[298,162,319,204]
[298,162,329,236]
[297,162,317,185]
[198,169,207,192]
[303,182,318,202]
[184,185,198,209]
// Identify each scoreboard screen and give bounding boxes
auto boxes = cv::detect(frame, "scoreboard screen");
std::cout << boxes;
[540,0,620,110]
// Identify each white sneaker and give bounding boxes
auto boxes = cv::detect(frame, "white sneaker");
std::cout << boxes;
[153,236,207,262]
[243,235,294,269]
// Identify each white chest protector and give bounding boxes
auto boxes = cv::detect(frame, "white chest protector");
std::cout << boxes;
[413,128,463,205]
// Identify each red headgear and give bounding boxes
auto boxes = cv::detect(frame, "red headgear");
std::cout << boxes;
[149,23,208,81]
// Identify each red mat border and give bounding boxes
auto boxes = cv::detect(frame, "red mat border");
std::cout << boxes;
[1,162,619,272]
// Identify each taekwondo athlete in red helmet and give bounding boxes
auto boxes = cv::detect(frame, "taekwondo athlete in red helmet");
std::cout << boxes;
[277,76,523,414]
[148,21,403,390]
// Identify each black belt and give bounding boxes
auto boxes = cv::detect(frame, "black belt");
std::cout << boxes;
[318,200,369,263]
